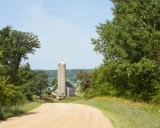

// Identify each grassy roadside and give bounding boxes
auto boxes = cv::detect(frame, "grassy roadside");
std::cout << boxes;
[60,96,160,128]
[0,102,42,120]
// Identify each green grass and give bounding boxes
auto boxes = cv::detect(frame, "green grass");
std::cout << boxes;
[60,96,160,128]
[0,102,42,120]
[41,97,56,103]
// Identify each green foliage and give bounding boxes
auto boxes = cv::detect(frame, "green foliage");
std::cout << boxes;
[50,78,57,85]
[0,51,2,58]
[0,26,47,104]
[34,71,48,98]
[0,26,40,84]
[86,64,113,98]
[17,63,36,85]
[92,0,160,63]
[76,70,92,92]
[53,84,58,92]
[41,97,55,103]
[0,102,42,120]
[50,78,58,92]
[126,58,158,101]
[90,0,160,102]
[17,63,37,101]
[0,76,23,107]
[44,90,53,95]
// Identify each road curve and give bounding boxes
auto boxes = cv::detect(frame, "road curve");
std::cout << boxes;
[0,103,113,128]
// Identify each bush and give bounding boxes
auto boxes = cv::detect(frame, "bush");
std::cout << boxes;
[0,76,24,107]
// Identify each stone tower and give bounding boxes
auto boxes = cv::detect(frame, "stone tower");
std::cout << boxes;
[58,61,66,96]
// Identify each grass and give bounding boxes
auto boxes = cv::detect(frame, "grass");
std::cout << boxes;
[0,96,59,120]
[41,97,58,103]
[60,96,160,128]
[0,96,58,120]
[0,102,42,120]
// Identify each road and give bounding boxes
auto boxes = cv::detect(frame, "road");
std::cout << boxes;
[0,103,113,128]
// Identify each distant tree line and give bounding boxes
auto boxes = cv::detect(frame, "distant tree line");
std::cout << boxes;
[0,26,48,107]
[77,0,160,103]
[42,69,93,83]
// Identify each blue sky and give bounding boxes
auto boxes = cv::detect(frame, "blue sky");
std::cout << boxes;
[0,0,113,69]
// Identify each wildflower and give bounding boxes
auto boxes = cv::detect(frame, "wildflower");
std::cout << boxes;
[156,124,159,127]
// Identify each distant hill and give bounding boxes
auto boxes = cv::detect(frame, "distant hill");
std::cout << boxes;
[35,69,94,83]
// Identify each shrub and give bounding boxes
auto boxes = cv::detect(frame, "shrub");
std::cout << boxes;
[0,76,24,107]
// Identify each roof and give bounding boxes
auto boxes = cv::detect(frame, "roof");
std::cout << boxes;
[66,81,75,88]
[48,84,54,87]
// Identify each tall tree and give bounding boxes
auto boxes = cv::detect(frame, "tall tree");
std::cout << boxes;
[91,0,160,101]
[92,0,160,63]
[0,26,40,84]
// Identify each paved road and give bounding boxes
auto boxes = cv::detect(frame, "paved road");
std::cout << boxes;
[0,103,113,128]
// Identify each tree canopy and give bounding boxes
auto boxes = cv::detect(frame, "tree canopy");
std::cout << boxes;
[0,26,40,84]
[92,0,160,63]
[90,0,160,102]
[0,26,48,105]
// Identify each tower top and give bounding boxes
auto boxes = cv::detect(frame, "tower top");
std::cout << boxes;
[58,60,66,65]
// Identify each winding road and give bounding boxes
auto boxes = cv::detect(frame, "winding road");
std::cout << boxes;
[0,103,113,128]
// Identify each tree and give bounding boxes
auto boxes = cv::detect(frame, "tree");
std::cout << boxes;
[50,78,58,92]
[34,71,48,98]
[0,26,40,84]
[17,63,37,100]
[21,70,48,100]
[51,79,58,85]
[76,70,92,92]
[92,0,160,63]
[17,63,36,86]
[91,0,160,102]
[90,63,114,97]
[0,76,23,107]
